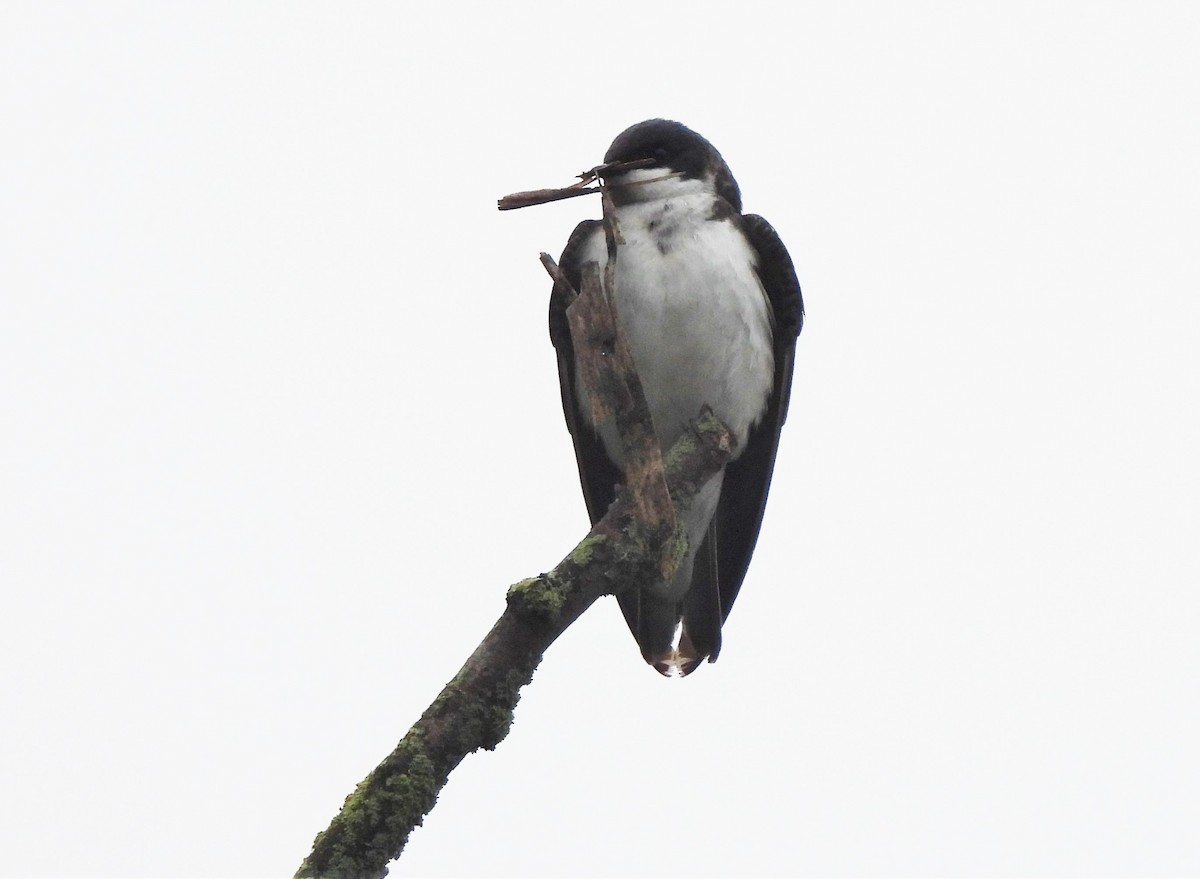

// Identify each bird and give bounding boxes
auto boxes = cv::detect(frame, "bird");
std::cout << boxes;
[549,119,803,676]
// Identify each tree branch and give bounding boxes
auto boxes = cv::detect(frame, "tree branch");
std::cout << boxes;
[296,411,732,879]
[296,251,734,879]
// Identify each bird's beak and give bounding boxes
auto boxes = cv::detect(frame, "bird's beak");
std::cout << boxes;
[586,157,657,184]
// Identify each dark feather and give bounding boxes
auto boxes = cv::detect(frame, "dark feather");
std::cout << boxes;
[681,214,803,663]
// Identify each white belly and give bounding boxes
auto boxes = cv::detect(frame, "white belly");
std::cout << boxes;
[576,193,775,463]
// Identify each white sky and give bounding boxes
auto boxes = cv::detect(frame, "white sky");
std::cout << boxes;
[2,3,1198,876]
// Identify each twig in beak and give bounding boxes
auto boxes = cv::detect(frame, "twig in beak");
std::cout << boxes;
[497,158,656,211]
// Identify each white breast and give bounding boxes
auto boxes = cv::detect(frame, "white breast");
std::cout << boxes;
[575,189,775,464]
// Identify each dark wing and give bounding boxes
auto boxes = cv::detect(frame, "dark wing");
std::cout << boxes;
[549,220,625,526]
[684,213,804,664]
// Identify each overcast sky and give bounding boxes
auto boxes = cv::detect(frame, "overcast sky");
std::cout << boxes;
[3,3,1199,876]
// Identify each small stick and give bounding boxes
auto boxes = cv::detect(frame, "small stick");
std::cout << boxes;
[540,252,577,309]
[498,186,600,211]
[497,158,656,211]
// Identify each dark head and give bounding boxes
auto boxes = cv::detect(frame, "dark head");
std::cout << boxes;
[599,119,742,211]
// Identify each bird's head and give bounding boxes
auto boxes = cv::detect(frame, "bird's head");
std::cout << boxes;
[595,119,742,211]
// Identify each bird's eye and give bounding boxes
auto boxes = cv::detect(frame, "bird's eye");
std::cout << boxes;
[653,147,668,163]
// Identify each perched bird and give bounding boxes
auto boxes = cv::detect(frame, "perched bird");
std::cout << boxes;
[549,119,804,675]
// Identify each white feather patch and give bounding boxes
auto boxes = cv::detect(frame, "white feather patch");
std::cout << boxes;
[576,185,774,461]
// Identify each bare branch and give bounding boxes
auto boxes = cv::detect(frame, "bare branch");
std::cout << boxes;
[295,256,734,878]
[295,412,733,879]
